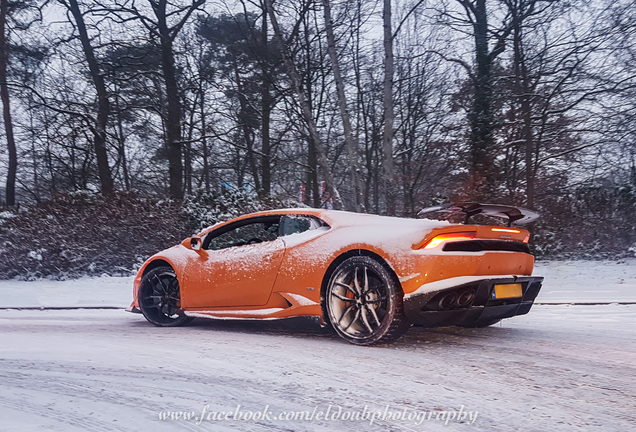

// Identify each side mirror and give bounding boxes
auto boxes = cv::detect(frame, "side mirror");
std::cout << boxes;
[183,236,203,251]
[191,237,203,250]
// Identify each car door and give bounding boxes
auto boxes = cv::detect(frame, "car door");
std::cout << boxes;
[182,216,285,308]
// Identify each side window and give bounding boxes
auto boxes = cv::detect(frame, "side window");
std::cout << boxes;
[205,218,280,251]
[279,215,325,236]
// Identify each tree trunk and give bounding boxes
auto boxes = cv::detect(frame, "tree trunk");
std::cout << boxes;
[308,138,320,208]
[114,92,131,190]
[265,0,342,210]
[382,0,395,214]
[512,4,535,208]
[27,98,41,202]
[322,0,362,212]
[67,0,114,195]
[234,66,261,193]
[153,0,183,200]
[260,7,272,197]
[184,129,193,196]
[199,82,210,192]
[468,0,495,199]
[0,0,16,205]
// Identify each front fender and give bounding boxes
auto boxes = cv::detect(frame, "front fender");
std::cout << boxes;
[129,244,196,309]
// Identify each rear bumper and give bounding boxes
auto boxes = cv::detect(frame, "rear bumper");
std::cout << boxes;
[403,276,543,327]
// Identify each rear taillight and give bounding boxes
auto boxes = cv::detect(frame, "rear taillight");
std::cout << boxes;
[491,228,521,234]
[420,232,477,249]
[491,227,529,243]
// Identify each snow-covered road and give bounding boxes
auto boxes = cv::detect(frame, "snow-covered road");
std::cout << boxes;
[1,260,635,431]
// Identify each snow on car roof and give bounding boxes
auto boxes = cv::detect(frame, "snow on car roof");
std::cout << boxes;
[235,208,451,230]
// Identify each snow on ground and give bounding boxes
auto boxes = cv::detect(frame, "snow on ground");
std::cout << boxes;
[0,260,635,431]
[0,275,133,309]
[534,259,636,303]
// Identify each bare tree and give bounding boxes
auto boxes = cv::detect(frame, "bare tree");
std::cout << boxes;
[264,0,342,209]
[0,0,45,205]
[455,0,510,199]
[255,1,274,197]
[322,0,362,212]
[382,0,395,214]
[155,0,204,199]
[60,0,115,195]
[114,0,206,199]
[0,0,16,205]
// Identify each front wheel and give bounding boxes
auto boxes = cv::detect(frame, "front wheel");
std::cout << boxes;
[323,256,410,345]
[139,266,192,327]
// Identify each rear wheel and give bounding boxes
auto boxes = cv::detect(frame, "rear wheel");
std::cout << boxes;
[139,266,192,327]
[323,256,410,345]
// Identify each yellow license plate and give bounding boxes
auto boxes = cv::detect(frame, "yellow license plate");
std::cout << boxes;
[492,283,523,299]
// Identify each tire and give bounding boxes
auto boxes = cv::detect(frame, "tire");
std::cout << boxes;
[323,256,410,345]
[139,266,192,327]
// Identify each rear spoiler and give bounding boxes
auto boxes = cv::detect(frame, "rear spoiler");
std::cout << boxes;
[417,202,539,226]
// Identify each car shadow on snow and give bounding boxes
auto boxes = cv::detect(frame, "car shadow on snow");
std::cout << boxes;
[402,323,526,343]
[188,316,338,339]
[141,315,540,347]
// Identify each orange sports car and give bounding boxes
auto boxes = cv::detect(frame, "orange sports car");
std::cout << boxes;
[128,203,543,345]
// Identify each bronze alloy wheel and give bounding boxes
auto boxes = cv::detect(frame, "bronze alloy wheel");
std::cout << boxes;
[325,256,410,345]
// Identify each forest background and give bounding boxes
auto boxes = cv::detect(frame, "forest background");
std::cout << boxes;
[0,0,634,278]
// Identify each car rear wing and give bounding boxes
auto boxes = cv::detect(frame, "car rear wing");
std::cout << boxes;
[417,203,539,226]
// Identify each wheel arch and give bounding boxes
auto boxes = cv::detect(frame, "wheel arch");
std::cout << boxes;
[137,263,192,327]
[142,259,175,276]
[320,249,403,325]
[133,259,176,308]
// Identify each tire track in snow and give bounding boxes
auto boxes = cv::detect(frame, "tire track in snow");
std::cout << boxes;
[1,308,635,431]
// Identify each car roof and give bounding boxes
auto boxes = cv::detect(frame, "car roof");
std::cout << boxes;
[214,208,449,230]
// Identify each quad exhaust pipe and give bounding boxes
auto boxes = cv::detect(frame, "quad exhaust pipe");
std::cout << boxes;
[435,289,476,310]
[457,289,475,307]
[438,292,457,309]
